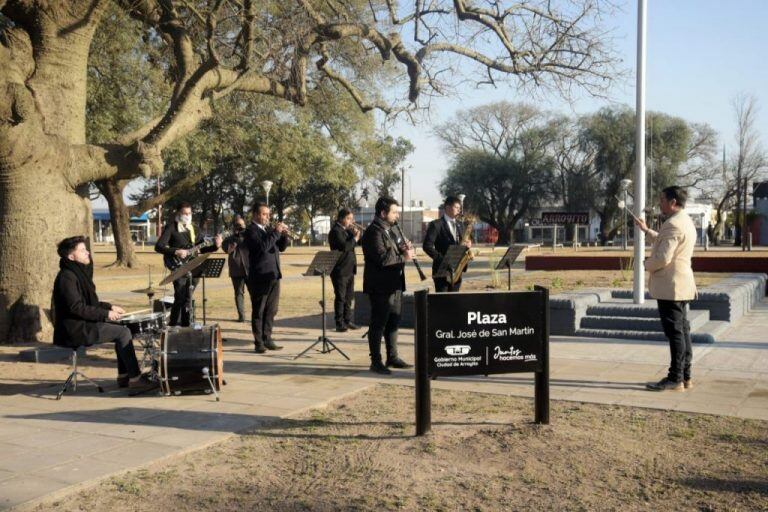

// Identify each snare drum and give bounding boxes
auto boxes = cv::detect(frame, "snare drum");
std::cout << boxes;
[158,324,224,395]
[117,312,166,336]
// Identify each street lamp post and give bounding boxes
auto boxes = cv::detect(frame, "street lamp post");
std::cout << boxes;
[261,180,273,208]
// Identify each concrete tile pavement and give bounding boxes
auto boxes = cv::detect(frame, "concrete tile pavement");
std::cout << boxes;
[0,300,766,510]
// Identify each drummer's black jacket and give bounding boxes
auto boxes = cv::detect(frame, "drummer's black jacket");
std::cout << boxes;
[52,259,112,347]
[245,222,289,284]
[155,221,217,270]
[361,217,406,295]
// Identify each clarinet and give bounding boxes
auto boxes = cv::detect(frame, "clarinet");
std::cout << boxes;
[392,222,427,281]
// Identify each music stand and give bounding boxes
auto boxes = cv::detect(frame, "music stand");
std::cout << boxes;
[159,253,211,326]
[494,244,540,290]
[193,257,226,325]
[433,245,469,287]
[295,251,350,360]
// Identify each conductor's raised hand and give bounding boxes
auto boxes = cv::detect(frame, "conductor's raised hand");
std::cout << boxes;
[634,217,649,234]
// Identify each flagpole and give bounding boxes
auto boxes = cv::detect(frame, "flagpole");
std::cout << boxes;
[633,0,647,304]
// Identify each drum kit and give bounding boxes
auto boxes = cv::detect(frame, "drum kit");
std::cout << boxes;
[116,264,225,399]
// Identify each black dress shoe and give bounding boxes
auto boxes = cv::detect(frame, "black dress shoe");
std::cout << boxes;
[646,378,684,392]
[117,375,129,388]
[264,341,283,351]
[335,325,348,332]
[345,322,360,330]
[386,357,413,369]
[369,361,392,375]
[128,374,158,395]
[254,344,267,354]
[237,317,246,323]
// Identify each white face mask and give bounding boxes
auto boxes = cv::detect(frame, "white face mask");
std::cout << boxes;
[179,214,192,225]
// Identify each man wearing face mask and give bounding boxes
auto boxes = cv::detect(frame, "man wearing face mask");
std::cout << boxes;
[155,202,222,326]
[222,215,249,322]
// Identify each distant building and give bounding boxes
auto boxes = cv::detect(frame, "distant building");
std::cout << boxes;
[752,181,768,245]
[93,209,155,244]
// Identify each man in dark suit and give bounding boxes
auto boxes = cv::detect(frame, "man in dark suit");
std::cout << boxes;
[362,196,414,374]
[52,236,153,392]
[222,215,249,322]
[245,202,289,353]
[155,202,221,326]
[328,208,361,332]
[423,196,472,292]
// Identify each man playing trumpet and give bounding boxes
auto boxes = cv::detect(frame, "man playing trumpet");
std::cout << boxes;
[244,202,289,353]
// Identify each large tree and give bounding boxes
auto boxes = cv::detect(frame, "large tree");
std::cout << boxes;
[441,148,555,244]
[436,102,571,243]
[0,0,616,342]
[705,95,767,244]
[580,106,715,242]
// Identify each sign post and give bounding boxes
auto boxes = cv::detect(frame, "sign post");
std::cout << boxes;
[414,287,550,436]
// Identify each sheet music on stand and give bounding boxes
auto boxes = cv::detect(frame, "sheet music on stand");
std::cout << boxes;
[194,257,226,278]
[304,250,342,276]
[193,257,226,325]
[433,245,469,284]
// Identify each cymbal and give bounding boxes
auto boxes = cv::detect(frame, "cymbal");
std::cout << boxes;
[131,286,158,295]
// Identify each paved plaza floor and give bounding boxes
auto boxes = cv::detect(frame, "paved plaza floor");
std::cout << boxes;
[1,301,766,510]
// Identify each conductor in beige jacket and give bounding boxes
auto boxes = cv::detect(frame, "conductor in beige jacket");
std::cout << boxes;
[635,186,697,392]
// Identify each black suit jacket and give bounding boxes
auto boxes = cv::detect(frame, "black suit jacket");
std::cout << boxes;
[222,231,249,278]
[328,222,358,277]
[52,267,111,347]
[423,216,464,276]
[362,217,406,295]
[155,222,217,270]
[245,222,288,285]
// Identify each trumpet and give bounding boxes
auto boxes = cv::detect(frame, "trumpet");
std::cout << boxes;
[270,222,300,240]
[349,222,365,233]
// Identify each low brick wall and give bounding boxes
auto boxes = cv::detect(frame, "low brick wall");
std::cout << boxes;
[526,255,768,273]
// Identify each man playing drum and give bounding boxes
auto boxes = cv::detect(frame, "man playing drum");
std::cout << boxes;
[51,236,155,393]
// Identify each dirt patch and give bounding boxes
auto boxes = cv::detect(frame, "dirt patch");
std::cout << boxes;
[42,385,768,511]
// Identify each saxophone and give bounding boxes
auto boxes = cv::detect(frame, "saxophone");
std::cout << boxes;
[450,214,476,285]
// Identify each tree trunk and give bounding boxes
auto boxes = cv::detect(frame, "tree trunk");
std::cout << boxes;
[0,169,92,342]
[0,4,105,342]
[97,178,137,268]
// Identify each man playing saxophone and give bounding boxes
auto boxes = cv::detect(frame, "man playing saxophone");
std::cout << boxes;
[423,196,473,292]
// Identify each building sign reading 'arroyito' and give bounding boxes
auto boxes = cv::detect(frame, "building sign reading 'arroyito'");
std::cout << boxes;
[534,212,590,225]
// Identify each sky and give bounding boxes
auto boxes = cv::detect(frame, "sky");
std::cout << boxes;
[391,0,768,208]
[95,0,768,211]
